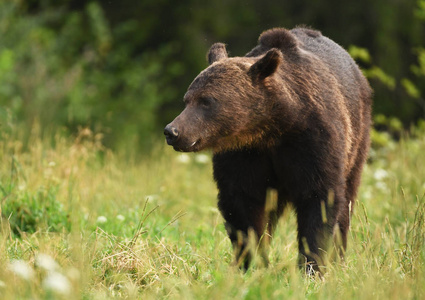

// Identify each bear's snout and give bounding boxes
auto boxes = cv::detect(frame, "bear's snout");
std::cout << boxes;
[164,125,179,146]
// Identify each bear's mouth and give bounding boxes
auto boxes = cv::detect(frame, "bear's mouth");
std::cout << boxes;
[173,138,202,152]
[190,138,203,151]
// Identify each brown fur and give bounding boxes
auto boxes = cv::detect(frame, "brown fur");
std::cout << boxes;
[164,26,372,272]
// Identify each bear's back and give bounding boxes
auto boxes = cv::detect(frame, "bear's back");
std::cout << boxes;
[246,27,371,107]
[290,27,369,99]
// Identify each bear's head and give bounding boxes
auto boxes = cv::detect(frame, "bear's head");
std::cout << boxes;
[164,43,284,153]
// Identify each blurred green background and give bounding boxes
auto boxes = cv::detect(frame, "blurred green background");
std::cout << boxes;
[1,0,424,151]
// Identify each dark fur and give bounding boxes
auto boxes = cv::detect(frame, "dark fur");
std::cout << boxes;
[164,27,372,272]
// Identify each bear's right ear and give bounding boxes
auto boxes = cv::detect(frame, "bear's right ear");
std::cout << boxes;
[249,49,282,81]
[207,43,228,65]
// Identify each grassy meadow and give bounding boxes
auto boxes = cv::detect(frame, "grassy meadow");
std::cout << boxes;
[0,126,425,299]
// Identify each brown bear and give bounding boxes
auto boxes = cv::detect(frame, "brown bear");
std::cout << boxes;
[164,27,372,273]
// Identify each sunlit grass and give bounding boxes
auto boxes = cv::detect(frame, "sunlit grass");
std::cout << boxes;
[0,127,424,299]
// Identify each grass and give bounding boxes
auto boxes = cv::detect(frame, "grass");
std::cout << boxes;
[0,127,424,299]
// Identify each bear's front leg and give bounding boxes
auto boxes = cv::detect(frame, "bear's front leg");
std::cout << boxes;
[213,150,277,270]
[218,196,268,270]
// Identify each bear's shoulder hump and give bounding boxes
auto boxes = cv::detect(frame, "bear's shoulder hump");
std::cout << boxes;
[258,28,299,52]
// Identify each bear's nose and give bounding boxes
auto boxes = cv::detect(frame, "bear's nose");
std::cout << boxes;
[164,125,179,145]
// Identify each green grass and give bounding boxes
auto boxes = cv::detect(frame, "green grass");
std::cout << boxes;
[0,127,424,299]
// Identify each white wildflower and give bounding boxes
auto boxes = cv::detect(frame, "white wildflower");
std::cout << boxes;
[48,161,56,167]
[8,260,34,280]
[195,154,209,164]
[373,169,388,181]
[208,206,219,214]
[36,253,59,272]
[376,181,388,191]
[43,272,71,295]
[176,153,190,164]
[362,189,372,200]
[146,194,159,201]
[0,280,6,288]
[96,216,107,224]
[116,214,125,222]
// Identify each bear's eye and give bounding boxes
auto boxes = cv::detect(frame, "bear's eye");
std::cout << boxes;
[198,97,214,108]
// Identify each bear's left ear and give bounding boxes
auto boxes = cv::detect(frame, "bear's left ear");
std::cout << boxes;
[207,43,228,65]
[249,49,282,81]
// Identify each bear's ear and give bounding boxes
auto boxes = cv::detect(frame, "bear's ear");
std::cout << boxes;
[207,43,228,65]
[249,48,282,81]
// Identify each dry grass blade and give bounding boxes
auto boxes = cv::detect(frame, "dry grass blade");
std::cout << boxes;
[157,210,187,236]
[129,199,159,248]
